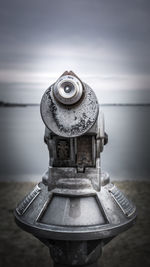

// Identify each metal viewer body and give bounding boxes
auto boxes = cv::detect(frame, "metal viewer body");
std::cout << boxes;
[15,71,136,267]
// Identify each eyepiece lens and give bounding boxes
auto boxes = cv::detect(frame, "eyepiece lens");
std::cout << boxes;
[53,75,83,105]
[64,85,72,93]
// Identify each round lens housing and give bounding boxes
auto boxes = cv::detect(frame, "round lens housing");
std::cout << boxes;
[53,75,83,105]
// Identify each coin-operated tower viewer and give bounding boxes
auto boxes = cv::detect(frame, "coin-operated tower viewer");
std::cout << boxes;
[15,71,136,267]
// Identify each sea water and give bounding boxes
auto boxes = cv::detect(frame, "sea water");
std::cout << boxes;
[0,105,149,181]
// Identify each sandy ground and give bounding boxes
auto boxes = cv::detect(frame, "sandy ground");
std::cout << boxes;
[0,181,150,267]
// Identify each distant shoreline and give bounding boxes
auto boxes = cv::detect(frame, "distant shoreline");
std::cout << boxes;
[0,101,150,107]
[0,101,39,107]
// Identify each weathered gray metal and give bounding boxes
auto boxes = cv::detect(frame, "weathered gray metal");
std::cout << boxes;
[40,72,99,138]
[14,71,136,267]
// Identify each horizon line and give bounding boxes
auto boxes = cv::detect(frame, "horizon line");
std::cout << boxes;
[0,101,150,108]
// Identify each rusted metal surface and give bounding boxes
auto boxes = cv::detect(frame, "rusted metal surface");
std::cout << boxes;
[40,83,99,137]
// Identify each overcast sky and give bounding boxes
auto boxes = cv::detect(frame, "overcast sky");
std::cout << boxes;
[0,0,150,103]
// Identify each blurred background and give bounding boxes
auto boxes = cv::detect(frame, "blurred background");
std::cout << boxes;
[0,0,150,267]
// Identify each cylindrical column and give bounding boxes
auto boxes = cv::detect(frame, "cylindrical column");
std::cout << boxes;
[49,240,102,267]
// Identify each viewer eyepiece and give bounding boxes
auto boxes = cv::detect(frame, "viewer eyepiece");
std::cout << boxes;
[53,75,83,105]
